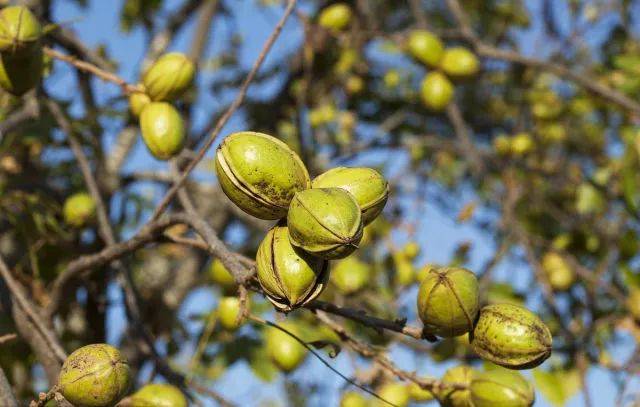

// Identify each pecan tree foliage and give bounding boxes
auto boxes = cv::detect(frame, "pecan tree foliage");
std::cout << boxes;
[0,0,638,406]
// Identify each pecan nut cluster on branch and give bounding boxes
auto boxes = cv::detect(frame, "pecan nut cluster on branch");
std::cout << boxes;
[2,0,640,406]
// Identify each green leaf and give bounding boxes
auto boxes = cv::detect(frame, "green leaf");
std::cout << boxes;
[248,346,279,383]
[120,0,162,32]
[307,340,341,358]
[378,40,402,54]
[620,146,640,213]
[195,354,227,381]
[482,362,511,372]
[219,336,260,365]
[621,264,640,290]
[533,369,582,407]
[613,54,640,75]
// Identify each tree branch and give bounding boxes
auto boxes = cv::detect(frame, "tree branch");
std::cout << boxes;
[188,0,219,63]
[0,254,67,362]
[0,366,17,407]
[444,0,640,116]
[44,47,142,94]
[149,0,298,221]
[446,102,484,173]
[248,314,396,406]
[309,301,426,340]
[314,311,466,395]
[46,214,186,317]
[0,96,39,137]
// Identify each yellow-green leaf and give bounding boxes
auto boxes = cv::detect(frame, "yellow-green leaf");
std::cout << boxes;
[533,369,581,407]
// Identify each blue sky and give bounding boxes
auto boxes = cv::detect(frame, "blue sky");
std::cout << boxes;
[43,1,640,406]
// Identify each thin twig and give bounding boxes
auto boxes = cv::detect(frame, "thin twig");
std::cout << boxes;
[44,47,142,94]
[105,126,138,179]
[444,0,640,116]
[446,102,484,173]
[188,0,219,63]
[46,214,185,317]
[181,211,253,284]
[142,0,203,67]
[0,365,17,407]
[30,385,59,407]
[309,300,425,340]
[236,285,249,327]
[50,28,114,71]
[149,0,298,221]
[0,333,17,345]
[0,254,67,362]
[46,100,114,246]
[186,311,218,380]
[46,99,199,400]
[577,351,593,407]
[314,311,466,394]
[187,381,235,407]
[0,96,39,137]
[247,314,398,407]
[160,234,210,252]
